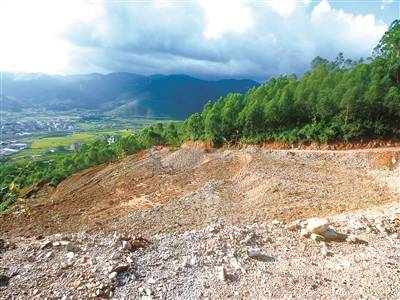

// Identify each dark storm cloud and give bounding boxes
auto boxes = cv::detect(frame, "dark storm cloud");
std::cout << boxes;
[61,0,389,81]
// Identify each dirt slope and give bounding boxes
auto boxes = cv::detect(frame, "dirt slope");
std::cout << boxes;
[1,146,399,238]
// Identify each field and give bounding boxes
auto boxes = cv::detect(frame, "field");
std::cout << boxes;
[29,130,134,149]
[12,129,135,160]
[3,110,174,161]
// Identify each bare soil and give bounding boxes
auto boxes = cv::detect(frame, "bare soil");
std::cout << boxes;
[1,146,399,239]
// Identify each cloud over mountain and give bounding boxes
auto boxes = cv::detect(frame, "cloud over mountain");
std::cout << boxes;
[0,0,389,80]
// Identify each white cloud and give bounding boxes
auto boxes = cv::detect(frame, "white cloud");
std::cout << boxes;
[311,0,386,56]
[199,0,253,39]
[0,0,389,80]
[265,0,297,17]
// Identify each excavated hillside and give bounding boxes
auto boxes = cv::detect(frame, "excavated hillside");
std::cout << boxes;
[1,146,400,238]
[0,146,400,299]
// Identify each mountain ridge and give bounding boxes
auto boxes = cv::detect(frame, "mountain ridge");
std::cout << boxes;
[1,72,259,119]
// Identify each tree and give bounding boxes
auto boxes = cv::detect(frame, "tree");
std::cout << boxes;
[184,113,204,140]
[375,20,400,83]
[204,105,223,143]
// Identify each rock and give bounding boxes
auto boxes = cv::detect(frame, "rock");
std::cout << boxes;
[230,257,245,273]
[320,229,338,240]
[145,288,153,296]
[122,240,132,251]
[40,241,52,250]
[375,222,387,234]
[321,229,348,242]
[113,264,129,273]
[287,220,301,231]
[300,228,311,238]
[346,235,368,245]
[272,220,282,226]
[0,274,10,287]
[60,240,70,246]
[110,252,120,260]
[209,225,221,234]
[247,248,262,257]
[306,218,331,234]
[216,266,228,282]
[321,244,333,257]
[108,272,118,280]
[310,233,325,242]
[66,252,75,260]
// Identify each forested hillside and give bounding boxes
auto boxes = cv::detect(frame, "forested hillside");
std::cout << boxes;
[178,20,400,144]
[1,20,399,212]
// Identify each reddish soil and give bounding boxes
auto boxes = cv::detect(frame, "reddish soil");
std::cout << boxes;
[1,146,399,238]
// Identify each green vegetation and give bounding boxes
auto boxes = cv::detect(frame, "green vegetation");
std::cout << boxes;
[177,21,399,144]
[0,123,181,212]
[1,20,399,212]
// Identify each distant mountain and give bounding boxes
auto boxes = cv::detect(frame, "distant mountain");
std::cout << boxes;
[0,94,26,112]
[1,72,259,119]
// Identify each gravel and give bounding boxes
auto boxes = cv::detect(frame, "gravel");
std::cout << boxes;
[1,205,399,299]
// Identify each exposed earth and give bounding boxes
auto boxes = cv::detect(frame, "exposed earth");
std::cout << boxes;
[0,145,399,299]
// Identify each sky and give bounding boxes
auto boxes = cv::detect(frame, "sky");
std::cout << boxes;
[0,0,398,81]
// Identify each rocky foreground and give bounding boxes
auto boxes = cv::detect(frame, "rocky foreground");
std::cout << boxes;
[1,202,399,300]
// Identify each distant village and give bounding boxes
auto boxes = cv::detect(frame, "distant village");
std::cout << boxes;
[0,141,28,156]
[0,119,78,157]
[1,118,77,138]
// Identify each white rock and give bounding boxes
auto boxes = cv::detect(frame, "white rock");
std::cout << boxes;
[66,252,75,260]
[306,218,330,234]
[145,288,153,296]
[148,278,156,284]
[216,266,228,282]
[108,272,118,280]
[122,240,132,251]
[247,248,262,257]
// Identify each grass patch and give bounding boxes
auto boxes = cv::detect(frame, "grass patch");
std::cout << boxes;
[30,133,100,149]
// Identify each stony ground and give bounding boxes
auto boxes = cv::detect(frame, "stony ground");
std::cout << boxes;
[1,204,399,299]
[0,146,399,299]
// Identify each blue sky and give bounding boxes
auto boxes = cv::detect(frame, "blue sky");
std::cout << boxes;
[0,0,398,81]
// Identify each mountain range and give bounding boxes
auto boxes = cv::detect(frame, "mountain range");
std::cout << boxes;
[1,73,259,119]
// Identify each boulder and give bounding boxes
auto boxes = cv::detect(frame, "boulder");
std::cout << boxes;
[306,218,331,234]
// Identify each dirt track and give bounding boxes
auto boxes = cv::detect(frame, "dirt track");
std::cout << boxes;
[1,146,399,238]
